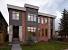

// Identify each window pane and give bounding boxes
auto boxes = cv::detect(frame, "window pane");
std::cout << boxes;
[12,13,16,19]
[34,15,36,21]
[45,18,47,23]
[42,29,44,36]
[31,29,34,32]
[28,14,31,21]
[16,12,19,20]
[27,27,36,32]
[27,14,37,22]
[31,14,34,21]
[45,29,47,36]
[27,27,31,30]
[12,11,19,20]
[41,18,44,24]
[38,17,40,23]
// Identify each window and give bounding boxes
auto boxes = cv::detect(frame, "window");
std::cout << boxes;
[12,11,19,20]
[30,14,34,21]
[28,14,31,21]
[42,29,44,36]
[27,14,37,22]
[34,15,36,21]
[38,17,40,23]
[41,17,44,24]
[27,27,36,32]
[50,19,53,28]
[44,18,47,23]
[38,28,40,36]
[45,29,48,36]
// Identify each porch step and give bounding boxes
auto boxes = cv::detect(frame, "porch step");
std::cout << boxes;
[12,38,20,44]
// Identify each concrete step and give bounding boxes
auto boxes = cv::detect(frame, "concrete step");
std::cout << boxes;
[12,38,20,44]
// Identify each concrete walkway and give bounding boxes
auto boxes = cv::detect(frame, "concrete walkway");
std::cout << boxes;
[64,49,68,50]
[11,43,22,50]
[11,38,22,50]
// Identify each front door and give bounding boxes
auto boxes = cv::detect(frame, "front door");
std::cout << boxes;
[13,26,19,38]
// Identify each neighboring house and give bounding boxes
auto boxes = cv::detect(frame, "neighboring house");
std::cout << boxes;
[55,31,59,38]
[8,4,56,43]
[55,31,62,39]
[0,12,8,44]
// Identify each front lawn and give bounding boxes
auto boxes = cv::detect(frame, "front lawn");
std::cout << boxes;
[0,46,11,50]
[22,41,68,50]
[0,42,11,50]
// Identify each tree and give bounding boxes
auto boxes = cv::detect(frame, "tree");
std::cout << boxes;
[59,9,68,38]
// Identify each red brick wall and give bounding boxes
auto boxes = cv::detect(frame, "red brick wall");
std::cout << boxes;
[22,11,26,43]
[38,16,49,42]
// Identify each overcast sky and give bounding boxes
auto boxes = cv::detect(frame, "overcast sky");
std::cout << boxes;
[1,0,68,30]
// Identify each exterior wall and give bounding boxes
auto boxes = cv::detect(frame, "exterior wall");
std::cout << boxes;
[22,11,26,43]
[8,4,55,43]
[26,8,38,27]
[25,7,38,42]
[8,9,23,43]
[19,26,22,42]
[9,25,13,42]
[48,18,51,39]
[8,8,22,26]
[38,16,48,42]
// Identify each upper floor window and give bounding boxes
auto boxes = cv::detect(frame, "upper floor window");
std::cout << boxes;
[45,29,48,36]
[27,14,37,22]
[12,11,19,20]
[44,18,48,23]
[42,29,44,36]
[38,17,40,23]
[41,17,44,24]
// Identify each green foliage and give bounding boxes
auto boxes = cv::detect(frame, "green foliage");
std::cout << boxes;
[59,9,68,36]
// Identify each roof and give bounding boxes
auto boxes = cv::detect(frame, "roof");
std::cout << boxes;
[0,12,8,26]
[24,4,39,9]
[7,4,26,11]
[38,12,56,18]
[7,4,56,18]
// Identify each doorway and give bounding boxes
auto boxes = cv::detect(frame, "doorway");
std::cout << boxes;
[13,26,19,38]
[13,26,19,43]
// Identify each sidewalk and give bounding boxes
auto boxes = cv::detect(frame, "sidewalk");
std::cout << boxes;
[11,38,22,50]
[11,43,22,50]
[64,49,68,50]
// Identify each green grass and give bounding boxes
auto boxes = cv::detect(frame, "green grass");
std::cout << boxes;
[0,42,11,50]
[0,46,11,50]
[22,41,68,50]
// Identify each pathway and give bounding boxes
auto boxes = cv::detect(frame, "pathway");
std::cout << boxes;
[11,38,22,50]
[64,49,68,50]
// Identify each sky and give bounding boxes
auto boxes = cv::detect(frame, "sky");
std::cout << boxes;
[0,0,68,30]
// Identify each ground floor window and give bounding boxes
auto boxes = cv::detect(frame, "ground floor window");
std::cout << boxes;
[42,29,44,36]
[27,27,37,36]
[45,29,48,36]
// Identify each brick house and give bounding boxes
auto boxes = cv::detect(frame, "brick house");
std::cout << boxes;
[0,12,8,44]
[8,4,56,43]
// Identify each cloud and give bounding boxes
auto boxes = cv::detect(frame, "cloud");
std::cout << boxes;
[5,0,68,30]
[25,0,49,6]
[6,0,26,7]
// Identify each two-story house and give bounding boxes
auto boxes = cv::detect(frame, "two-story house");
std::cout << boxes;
[8,4,56,43]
